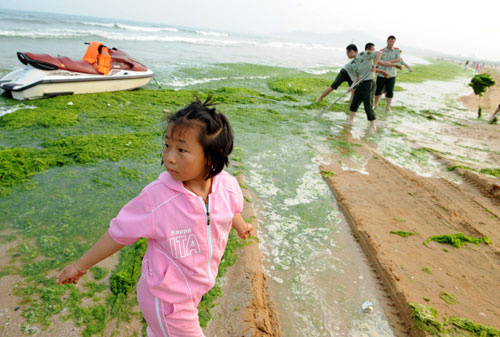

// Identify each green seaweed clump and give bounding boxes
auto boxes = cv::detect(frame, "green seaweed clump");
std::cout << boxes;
[410,303,500,336]
[268,77,331,95]
[447,165,473,173]
[0,105,79,129]
[479,168,500,177]
[109,239,147,317]
[422,267,433,274]
[449,316,500,337]
[424,233,491,248]
[320,170,335,178]
[439,291,457,305]
[43,133,157,164]
[390,230,417,237]
[409,303,444,334]
[0,147,60,196]
[468,74,496,118]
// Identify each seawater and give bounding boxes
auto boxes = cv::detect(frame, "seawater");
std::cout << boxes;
[0,8,482,337]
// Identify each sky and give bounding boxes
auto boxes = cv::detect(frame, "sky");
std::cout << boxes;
[1,0,500,61]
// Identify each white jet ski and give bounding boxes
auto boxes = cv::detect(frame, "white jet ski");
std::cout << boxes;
[0,42,154,100]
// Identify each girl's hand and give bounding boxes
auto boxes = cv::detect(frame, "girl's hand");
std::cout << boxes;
[56,263,87,285]
[237,223,253,240]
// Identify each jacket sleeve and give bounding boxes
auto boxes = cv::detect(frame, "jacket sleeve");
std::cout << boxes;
[233,177,244,214]
[108,190,154,245]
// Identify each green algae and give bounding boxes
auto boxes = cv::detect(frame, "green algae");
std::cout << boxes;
[0,233,16,243]
[410,303,500,337]
[449,316,500,337]
[320,170,335,178]
[410,303,444,334]
[447,165,474,173]
[390,230,417,237]
[110,239,147,300]
[411,147,441,158]
[0,132,159,196]
[206,87,291,104]
[230,146,246,163]
[422,267,433,274]
[0,146,61,197]
[479,168,500,177]
[43,133,158,164]
[89,266,108,281]
[109,239,147,326]
[439,291,457,305]
[0,86,263,334]
[0,106,78,129]
[329,138,361,156]
[424,233,491,248]
[397,61,465,84]
[268,77,332,95]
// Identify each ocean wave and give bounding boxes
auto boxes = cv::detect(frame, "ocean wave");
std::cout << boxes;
[80,21,178,32]
[0,16,49,25]
[0,29,89,39]
[0,27,345,52]
[116,23,178,33]
[92,32,252,46]
[79,21,116,28]
[195,30,229,37]
[0,28,245,46]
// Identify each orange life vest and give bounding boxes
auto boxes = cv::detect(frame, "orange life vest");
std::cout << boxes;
[82,41,112,75]
[82,42,101,64]
[96,46,111,75]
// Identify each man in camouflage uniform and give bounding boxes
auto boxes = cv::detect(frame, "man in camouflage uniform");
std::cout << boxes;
[374,35,413,112]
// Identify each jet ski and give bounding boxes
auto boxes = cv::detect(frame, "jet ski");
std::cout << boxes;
[0,42,154,100]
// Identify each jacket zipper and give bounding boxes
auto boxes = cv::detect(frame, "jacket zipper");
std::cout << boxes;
[200,195,215,285]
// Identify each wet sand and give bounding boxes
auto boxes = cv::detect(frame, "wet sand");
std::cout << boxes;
[203,176,281,337]
[313,82,500,335]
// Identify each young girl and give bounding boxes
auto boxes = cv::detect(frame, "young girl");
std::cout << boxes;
[56,97,253,337]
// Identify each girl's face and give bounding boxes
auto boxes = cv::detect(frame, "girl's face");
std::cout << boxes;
[163,124,208,183]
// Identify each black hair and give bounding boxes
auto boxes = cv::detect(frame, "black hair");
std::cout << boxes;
[346,44,358,52]
[387,35,396,41]
[365,42,375,51]
[164,96,233,180]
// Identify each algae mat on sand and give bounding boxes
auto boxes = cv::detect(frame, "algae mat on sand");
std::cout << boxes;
[0,89,255,335]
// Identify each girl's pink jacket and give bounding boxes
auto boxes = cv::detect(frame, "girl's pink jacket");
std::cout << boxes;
[108,170,243,304]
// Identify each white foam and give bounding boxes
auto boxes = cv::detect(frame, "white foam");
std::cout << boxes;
[195,30,229,37]
[283,166,329,206]
[0,105,37,118]
[80,21,115,28]
[0,29,88,38]
[116,23,178,33]
[80,21,179,32]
